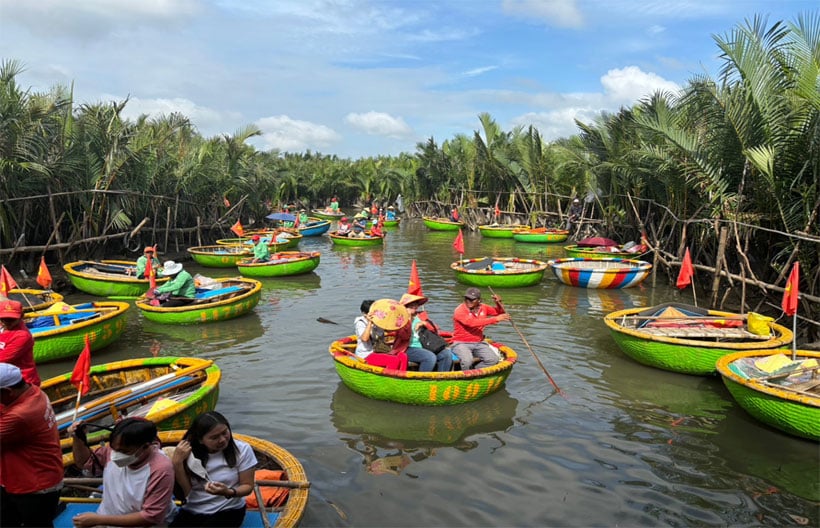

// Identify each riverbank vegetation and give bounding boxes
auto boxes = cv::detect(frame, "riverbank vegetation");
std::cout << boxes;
[1,15,817,338]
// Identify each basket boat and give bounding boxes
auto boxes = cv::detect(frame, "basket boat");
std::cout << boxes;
[216,234,302,251]
[548,258,652,289]
[451,257,549,288]
[716,350,820,441]
[8,288,64,312]
[42,356,220,450]
[478,224,522,239]
[512,228,569,244]
[604,303,794,375]
[564,245,645,260]
[63,260,169,297]
[298,219,332,236]
[311,208,346,220]
[367,218,401,228]
[135,277,262,324]
[329,336,517,406]
[237,251,321,277]
[328,232,385,247]
[187,245,251,268]
[25,301,130,363]
[57,430,309,528]
[422,216,464,231]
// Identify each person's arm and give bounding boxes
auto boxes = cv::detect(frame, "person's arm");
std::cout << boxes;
[356,317,373,343]
[72,511,150,527]
[0,331,25,364]
[171,439,194,498]
[68,422,94,470]
[155,273,182,294]
[390,323,411,355]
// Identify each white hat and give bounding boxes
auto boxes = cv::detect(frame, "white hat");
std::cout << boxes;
[161,260,183,276]
[0,363,23,388]
[573,198,580,203]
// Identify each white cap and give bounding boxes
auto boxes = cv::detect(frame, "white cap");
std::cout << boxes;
[0,363,23,388]
[573,198,580,203]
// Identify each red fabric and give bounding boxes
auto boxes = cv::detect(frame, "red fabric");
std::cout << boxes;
[70,335,92,395]
[36,257,53,289]
[494,204,501,218]
[365,352,407,371]
[453,229,464,254]
[0,385,63,493]
[223,197,231,207]
[246,470,289,508]
[676,248,693,289]
[408,260,423,296]
[145,251,157,290]
[781,261,800,316]
[451,209,460,221]
[452,301,504,343]
[230,220,244,237]
[0,322,39,386]
[0,265,18,296]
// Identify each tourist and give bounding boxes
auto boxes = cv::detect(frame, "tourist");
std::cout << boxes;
[0,299,39,386]
[354,300,407,371]
[170,411,257,528]
[566,198,583,231]
[449,207,460,222]
[69,417,177,527]
[370,217,384,237]
[298,209,309,226]
[370,202,379,217]
[250,235,270,263]
[0,363,63,528]
[153,261,196,307]
[399,293,453,372]
[134,246,161,279]
[337,217,353,236]
[451,287,510,370]
[329,196,340,212]
[351,215,368,238]
[385,206,397,220]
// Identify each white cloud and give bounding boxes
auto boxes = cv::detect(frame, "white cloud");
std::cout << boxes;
[256,115,341,152]
[600,66,680,104]
[463,66,498,77]
[118,97,239,134]
[345,112,413,139]
[501,0,584,29]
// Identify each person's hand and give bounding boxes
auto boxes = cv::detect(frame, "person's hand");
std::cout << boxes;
[205,480,232,496]
[73,512,101,527]
[496,313,511,323]
[491,293,502,304]
[67,420,85,439]
[172,439,192,465]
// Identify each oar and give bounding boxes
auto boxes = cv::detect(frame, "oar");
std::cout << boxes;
[254,484,274,528]
[488,287,564,397]
[317,317,339,325]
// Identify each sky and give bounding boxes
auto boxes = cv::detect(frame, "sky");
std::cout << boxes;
[1,1,815,159]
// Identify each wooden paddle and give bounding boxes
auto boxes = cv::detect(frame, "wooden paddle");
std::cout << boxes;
[488,287,565,397]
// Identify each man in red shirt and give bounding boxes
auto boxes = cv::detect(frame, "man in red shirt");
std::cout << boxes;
[451,287,510,371]
[0,300,39,386]
[0,362,63,527]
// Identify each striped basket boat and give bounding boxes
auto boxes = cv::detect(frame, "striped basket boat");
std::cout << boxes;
[548,258,652,288]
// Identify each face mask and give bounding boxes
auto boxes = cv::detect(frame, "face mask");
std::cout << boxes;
[111,449,139,467]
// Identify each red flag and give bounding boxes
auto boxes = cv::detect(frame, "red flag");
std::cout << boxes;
[494,204,501,218]
[453,229,464,255]
[781,262,800,316]
[145,251,157,290]
[230,220,244,237]
[36,256,53,289]
[408,260,424,296]
[223,196,231,207]
[676,248,693,289]
[71,335,92,396]
[0,265,19,296]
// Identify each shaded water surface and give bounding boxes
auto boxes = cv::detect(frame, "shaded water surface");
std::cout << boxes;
[40,220,819,526]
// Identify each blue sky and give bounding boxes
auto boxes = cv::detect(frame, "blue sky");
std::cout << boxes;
[1,1,815,158]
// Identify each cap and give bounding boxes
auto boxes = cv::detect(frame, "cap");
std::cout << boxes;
[144,246,155,253]
[0,363,23,388]
[0,300,23,319]
[341,217,348,221]
[573,198,580,203]
[252,235,261,242]
[464,287,481,300]
[399,293,428,307]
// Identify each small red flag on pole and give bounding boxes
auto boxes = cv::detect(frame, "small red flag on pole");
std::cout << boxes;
[676,248,693,289]
[36,256,53,289]
[0,265,19,296]
[781,261,800,360]
[145,250,157,290]
[453,229,465,256]
[71,335,92,420]
[408,260,424,296]
[230,220,244,237]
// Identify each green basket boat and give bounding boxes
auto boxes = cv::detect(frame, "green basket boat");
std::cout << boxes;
[311,208,346,220]
[216,233,302,251]
[422,216,464,231]
[478,224,521,238]
[187,245,251,268]
[237,251,321,277]
[329,336,517,406]
[8,288,64,313]
[135,277,262,324]
[564,245,645,259]
[716,350,820,441]
[63,260,169,297]
[604,304,794,375]
[512,228,569,243]
[367,218,401,228]
[451,257,549,288]
[328,232,385,247]
[43,356,221,450]
[25,301,131,363]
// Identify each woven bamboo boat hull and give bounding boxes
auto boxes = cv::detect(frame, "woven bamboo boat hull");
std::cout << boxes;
[422,217,463,231]
[451,257,548,288]
[42,356,220,450]
[548,258,652,288]
[238,252,321,277]
[512,230,569,243]
[63,260,169,297]
[604,306,794,375]
[135,278,262,324]
[367,218,400,228]
[58,431,309,528]
[216,235,302,251]
[330,336,517,405]
[187,245,251,268]
[311,209,345,220]
[478,225,520,238]
[9,288,64,312]
[328,232,384,246]
[26,301,130,363]
[564,245,640,260]
[299,219,331,236]
[716,350,820,441]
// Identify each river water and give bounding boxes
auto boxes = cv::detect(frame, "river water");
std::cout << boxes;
[40,219,819,527]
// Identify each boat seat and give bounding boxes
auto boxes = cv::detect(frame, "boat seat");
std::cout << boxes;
[463,257,493,270]
[195,286,244,299]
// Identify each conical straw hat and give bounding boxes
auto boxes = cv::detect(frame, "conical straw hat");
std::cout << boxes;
[368,298,410,331]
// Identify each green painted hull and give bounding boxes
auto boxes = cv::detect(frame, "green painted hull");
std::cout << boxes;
[329,234,384,247]
[422,217,463,231]
[237,253,320,277]
[135,279,262,324]
[451,258,548,288]
[330,338,517,406]
[717,351,820,441]
[564,245,636,259]
[312,209,345,220]
[216,237,300,250]
[64,260,167,297]
[478,225,517,238]
[29,302,130,363]
[513,231,569,243]
[187,246,250,268]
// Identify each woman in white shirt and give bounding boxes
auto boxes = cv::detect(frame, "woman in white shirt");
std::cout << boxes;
[171,412,257,527]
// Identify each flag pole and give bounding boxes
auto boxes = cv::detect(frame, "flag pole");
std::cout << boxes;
[72,382,83,421]
[791,313,797,360]
[691,282,697,307]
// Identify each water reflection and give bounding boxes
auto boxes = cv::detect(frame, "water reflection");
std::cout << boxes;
[140,311,265,353]
[332,247,385,269]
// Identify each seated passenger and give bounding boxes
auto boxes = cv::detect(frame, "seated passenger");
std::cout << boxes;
[336,217,352,236]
